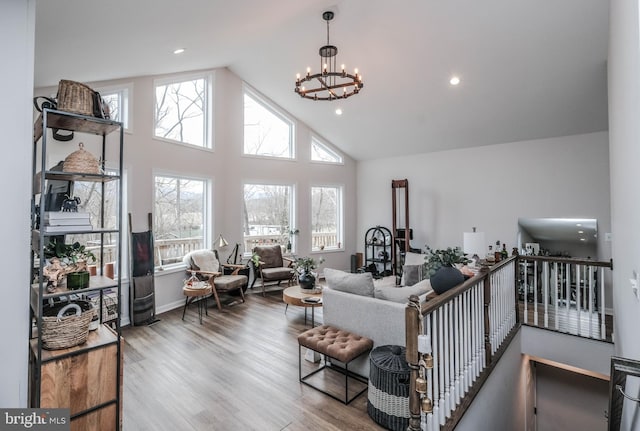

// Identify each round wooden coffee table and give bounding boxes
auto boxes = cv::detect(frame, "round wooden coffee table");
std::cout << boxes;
[283,285,323,326]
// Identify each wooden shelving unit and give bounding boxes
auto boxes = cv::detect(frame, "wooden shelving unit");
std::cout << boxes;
[30,108,123,430]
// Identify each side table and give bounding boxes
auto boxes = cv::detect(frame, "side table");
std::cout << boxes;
[282,285,323,326]
[182,283,212,324]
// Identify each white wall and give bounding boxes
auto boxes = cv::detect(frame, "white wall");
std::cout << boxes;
[38,68,358,313]
[608,0,640,428]
[534,362,609,431]
[357,132,610,257]
[609,0,640,361]
[455,331,527,431]
[357,132,612,308]
[0,0,35,407]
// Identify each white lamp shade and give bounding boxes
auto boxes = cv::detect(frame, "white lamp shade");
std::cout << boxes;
[463,231,486,259]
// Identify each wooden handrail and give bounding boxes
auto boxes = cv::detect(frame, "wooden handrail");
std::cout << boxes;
[517,254,612,268]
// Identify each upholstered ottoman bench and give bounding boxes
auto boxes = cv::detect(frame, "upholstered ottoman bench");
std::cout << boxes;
[297,324,373,404]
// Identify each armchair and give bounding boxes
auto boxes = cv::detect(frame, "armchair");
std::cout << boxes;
[250,245,295,296]
[183,249,248,311]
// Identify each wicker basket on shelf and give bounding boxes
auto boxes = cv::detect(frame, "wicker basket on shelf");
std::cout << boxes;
[57,79,95,116]
[41,300,93,350]
[63,142,100,174]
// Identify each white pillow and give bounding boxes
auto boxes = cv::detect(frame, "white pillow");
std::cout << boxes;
[375,279,433,303]
[324,268,375,297]
[189,250,219,273]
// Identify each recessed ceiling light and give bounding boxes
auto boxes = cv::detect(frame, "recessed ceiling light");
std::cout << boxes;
[576,223,582,227]
[578,230,584,234]
[449,76,461,86]
[580,238,586,241]
[335,108,343,115]
[173,48,185,54]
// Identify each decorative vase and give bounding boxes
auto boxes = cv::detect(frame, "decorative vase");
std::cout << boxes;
[66,271,90,290]
[298,271,316,290]
[430,266,464,294]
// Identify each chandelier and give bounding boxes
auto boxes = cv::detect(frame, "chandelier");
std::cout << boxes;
[295,11,363,101]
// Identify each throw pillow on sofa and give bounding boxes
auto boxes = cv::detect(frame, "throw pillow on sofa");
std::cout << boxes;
[324,268,375,297]
[402,264,424,286]
[401,252,425,286]
[375,279,433,303]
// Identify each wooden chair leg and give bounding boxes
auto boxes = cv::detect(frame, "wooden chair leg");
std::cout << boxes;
[211,286,223,311]
[238,286,245,303]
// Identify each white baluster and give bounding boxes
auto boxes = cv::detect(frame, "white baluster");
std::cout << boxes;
[600,268,606,340]
[533,260,538,326]
[554,262,559,330]
[523,260,529,324]
[576,264,581,335]
[431,312,441,427]
[437,309,445,425]
[448,302,455,416]
[588,265,594,338]
[443,304,450,420]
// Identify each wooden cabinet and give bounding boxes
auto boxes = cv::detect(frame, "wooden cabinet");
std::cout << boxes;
[30,109,123,430]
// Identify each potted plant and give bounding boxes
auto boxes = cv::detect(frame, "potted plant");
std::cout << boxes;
[43,239,96,290]
[293,256,325,290]
[423,247,470,294]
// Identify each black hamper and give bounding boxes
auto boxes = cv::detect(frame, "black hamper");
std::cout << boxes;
[368,345,410,431]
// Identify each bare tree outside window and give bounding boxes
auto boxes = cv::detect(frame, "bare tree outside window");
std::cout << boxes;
[243,183,293,251]
[311,137,343,164]
[154,175,207,266]
[243,90,294,158]
[155,77,207,147]
[311,186,342,250]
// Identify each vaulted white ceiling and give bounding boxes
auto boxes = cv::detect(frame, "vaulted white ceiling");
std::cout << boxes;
[34,0,609,161]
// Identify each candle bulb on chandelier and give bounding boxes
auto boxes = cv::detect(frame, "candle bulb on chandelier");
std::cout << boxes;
[323,63,328,74]
[306,67,311,77]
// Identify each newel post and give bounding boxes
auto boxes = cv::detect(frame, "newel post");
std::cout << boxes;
[406,295,421,430]
[483,270,493,365]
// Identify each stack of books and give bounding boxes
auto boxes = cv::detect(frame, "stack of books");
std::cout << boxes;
[43,211,92,233]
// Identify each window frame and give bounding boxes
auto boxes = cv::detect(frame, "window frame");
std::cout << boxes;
[242,181,296,255]
[94,82,133,133]
[152,172,212,270]
[310,184,344,252]
[243,84,296,160]
[152,72,214,150]
[310,134,344,165]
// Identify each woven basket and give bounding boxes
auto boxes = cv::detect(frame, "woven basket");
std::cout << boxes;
[57,79,94,116]
[63,142,100,174]
[368,345,410,431]
[41,299,93,350]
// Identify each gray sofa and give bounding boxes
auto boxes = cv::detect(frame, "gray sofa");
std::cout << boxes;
[322,268,432,376]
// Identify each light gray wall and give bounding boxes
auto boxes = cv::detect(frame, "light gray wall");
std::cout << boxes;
[535,362,609,431]
[520,326,614,378]
[357,132,612,305]
[37,68,358,315]
[609,0,640,360]
[0,0,35,407]
[609,0,640,428]
[357,132,610,257]
[456,331,527,431]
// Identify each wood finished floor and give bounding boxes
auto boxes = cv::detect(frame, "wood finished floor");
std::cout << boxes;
[121,289,386,431]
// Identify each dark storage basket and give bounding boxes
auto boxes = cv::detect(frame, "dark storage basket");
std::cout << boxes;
[368,345,410,431]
